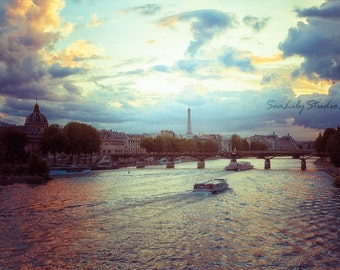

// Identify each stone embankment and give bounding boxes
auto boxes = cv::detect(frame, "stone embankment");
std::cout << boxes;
[314,159,340,181]
[0,175,50,185]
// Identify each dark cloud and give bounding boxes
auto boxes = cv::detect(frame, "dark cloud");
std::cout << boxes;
[296,1,340,19]
[279,0,340,81]
[218,48,255,72]
[126,4,162,16]
[49,64,85,78]
[0,0,84,104]
[243,15,269,32]
[160,9,236,57]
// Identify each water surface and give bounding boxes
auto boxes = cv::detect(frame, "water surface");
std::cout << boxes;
[1,158,339,269]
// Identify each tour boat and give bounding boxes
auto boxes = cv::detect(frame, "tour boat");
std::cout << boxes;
[159,157,181,165]
[50,165,91,176]
[136,161,146,168]
[224,161,253,171]
[193,178,228,193]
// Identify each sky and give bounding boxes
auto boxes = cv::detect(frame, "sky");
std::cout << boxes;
[1,0,340,140]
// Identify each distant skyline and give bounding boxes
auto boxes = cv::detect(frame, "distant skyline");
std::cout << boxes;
[1,0,340,140]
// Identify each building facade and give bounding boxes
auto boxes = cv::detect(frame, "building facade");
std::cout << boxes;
[99,130,146,155]
[247,132,312,151]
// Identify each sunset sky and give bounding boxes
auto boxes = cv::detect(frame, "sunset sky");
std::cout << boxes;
[1,0,340,140]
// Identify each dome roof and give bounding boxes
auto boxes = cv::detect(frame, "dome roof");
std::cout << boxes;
[25,102,48,127]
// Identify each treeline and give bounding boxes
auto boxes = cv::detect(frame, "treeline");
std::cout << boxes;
[0,122,100,176]
[314,126,340,167]
[40,122,101,165]
[140,136,219,153]
[140,133,268,153]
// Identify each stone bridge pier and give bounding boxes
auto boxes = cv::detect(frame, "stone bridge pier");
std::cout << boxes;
[299,158,307,170]
[166,158,174,169]
[262,156,309,170]
[197,158,205,169]
[263,156,275,169]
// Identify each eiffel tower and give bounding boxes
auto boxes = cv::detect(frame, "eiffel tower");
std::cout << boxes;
[186,107,193,137]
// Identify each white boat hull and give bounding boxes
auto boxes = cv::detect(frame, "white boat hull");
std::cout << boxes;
[193,178,228,193]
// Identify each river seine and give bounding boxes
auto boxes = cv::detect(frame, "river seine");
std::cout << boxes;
[1,158,339,269]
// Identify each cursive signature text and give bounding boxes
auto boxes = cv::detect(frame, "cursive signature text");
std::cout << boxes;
[266,99,340,114]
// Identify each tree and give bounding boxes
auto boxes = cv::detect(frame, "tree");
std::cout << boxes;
[81,123,101,164]
[140,137,158,152]
[314,132,323,153]
[198,140,219,152]
[0,129,28,164]
[27,152,49,176]
[315,128,336,153]
[240,138,249,151]
[314,126,340,167]
[63,122,100,164]
[230,134,241,151]
[328,126,340,167]
[250,141,268,151]
[40,124,65,164]
[63,122,83,163]
[0,132,5,164]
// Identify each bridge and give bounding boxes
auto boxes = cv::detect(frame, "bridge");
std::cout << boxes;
[221,150,318,170]
[110,149,323,170]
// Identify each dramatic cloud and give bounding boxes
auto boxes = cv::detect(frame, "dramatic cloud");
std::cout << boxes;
[1,1,338,140]
[48,64,85,78]
[0,0,106,112]
[279,0,340,81]
[243,15,269,32]
[159,9,236,56]
[46,40,101,68]
[296,1,340,18]
[0,0,77,101]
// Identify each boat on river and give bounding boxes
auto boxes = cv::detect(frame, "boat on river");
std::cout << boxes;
[50,165,91,176]
[224,161,253,171]
[159,157,181,165]
[193,178,228,193]
[136,161,146,168]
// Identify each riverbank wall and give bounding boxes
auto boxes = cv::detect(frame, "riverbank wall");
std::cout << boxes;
[0,175,50,186]
[314,159,340,181]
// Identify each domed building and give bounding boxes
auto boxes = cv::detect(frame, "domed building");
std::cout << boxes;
[25,101,48,133]
[23,101,49,153]
[0,101,49,154]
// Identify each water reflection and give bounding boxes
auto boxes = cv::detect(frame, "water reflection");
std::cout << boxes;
[0,158,339,269]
